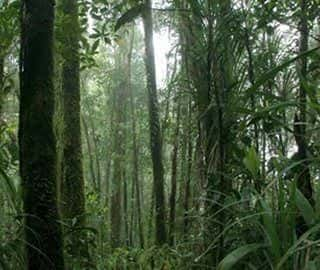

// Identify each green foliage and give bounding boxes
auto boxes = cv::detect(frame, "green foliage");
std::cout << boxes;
[218,244,266,270]
[295,188,315,227]
[101,245,194,269]
[0,0,19,57]
[0,128,23,269]
[1,0,320,269]
[246,46,320,98]
[243,146,260,179]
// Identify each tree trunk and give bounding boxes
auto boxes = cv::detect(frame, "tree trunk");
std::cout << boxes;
[295,0,313,204]
[60,0,90,264]
[169,102,181,246]
[294,0,313,237]
[142,0,167,245]
[183,99,193,236]
[60,0,86,224]
[19,1,65,269]
[88,114,102,194]
[82,115,98,191]
[110,94,123,248]
[128,29,145,249]
[110,82,127,248]
[123,169,129,246]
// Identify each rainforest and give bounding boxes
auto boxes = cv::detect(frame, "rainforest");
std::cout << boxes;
[0,0,320,269]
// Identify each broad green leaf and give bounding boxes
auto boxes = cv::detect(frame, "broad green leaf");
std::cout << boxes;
[295,188,315,227]
[259,199,281,262]
[243,146,260,178]
[218,244,265,270]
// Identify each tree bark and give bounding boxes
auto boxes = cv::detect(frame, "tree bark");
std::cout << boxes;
[110,92,123,248]
[88,113,102,194]
[183,99,193,236]
[295,0,313,204]
[110,81,127,248]
[128,30,145,248]
[60,0,86,226]
[142,0,167,245]
[82,114,98,191]
[294,0,313,237]
[19,1,65,269]
[59,0,91,265]
[169,102,181,246]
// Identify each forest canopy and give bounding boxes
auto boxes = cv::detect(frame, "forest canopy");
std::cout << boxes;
[0,0,320,269]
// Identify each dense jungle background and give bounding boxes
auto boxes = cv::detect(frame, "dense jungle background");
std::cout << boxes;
[1,0,320,269]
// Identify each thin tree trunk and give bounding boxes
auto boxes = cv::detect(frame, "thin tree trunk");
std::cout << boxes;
[244,28,259,153]
[183,99,193,236]
[82,114,98,191]
[169,102,181,246]
[110,88,124,248]
[88,115,102,194]
[19,1,65,269]
[128,30,145,248]
[105,156,111,206]
[123,168,129,246]
[147,186,155,247]
[295,0,313,235]
[142,0,167,245]
[110,77,127,248]
[104,97,114,208]
[129,171,135,246]
[296,0,312,202]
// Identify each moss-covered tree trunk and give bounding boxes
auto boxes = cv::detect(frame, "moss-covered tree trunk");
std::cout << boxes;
[142,0,167,245]
[60,0,88,263]
[19,1,65,269]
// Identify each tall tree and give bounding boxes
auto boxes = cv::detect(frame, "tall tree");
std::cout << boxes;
[60,0,87,260]
[294,0,313,204]
[294,0,313,237]
[169,101,181,246]
[183,99,193,237]
[19,0,65,269]
[142,0,167,245]
[128,49,145,249]
[110,50,128,248]
[125,29,145,248]
[176,0,235,262]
